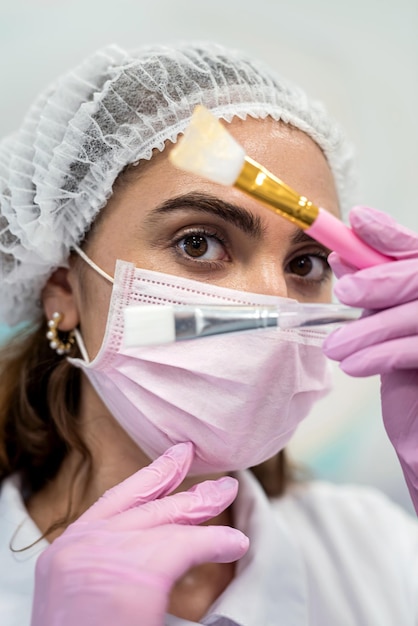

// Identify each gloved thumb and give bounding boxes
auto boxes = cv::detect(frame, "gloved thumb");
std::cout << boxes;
[349,206,418,259]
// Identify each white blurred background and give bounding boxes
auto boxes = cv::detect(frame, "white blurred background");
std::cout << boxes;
[1,0,417,512]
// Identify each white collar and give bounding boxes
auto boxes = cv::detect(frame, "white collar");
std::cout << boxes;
[167,470,309,626]
[0,475,48,561]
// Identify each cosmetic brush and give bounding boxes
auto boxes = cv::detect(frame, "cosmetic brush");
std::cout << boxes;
[169,106,392,269]
[123,303,362,347]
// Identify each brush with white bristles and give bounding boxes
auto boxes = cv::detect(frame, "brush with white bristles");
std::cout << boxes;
[169,105,392,269]
[123,303,362,347]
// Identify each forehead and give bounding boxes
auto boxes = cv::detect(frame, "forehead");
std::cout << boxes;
[129,116,340,218]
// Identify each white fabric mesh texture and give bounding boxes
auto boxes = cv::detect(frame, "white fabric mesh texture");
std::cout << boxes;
[0,42,356,325]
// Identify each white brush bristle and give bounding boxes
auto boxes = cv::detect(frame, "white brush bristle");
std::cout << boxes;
[123,305,176,347]
[170,105,246,185]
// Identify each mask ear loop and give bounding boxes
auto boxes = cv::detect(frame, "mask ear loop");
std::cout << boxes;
[72,244,115,284]
[71,245,115,363]
[72,328,90,363]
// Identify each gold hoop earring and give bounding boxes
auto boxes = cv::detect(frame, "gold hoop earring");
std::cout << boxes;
[46,312,75,355]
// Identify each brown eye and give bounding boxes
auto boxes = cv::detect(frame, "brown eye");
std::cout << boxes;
[176,230,228,263]
[287,254,330,281]
[182,235,209,258]
[289,255,314,276]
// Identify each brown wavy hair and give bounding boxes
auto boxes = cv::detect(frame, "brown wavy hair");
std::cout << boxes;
[0,322,90,514]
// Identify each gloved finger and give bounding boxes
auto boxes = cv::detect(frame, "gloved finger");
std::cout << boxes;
[349,206,418,259]
[46,524,249,588]
[380,369,418,437]
[79,442,194,523]
[323,300,418,360]
[328,252,357,279]
[161,524,249,578]
[106,476,239,531]
[332,336,418,377]
[333,258,418,308]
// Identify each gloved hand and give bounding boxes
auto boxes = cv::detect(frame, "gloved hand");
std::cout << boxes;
[30,442,248,626]
[322,206,418,514]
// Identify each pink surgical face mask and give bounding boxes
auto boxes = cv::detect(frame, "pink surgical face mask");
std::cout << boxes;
[69,256,332,475]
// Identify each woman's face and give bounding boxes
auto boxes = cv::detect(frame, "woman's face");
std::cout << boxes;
[68,116,340,359]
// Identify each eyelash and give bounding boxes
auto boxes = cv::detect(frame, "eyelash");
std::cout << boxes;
[172,227,230,268]
[172,226,331,284]
[286,249,331,283]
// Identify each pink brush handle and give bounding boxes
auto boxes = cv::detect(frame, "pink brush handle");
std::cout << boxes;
[307,208,392,269]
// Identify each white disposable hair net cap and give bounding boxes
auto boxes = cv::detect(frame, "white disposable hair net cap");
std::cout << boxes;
[0,42,355,326]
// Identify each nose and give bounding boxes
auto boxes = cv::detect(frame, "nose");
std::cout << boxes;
[242,259,289,298]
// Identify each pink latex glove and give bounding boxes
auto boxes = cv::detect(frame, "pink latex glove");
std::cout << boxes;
[30,442,248,626]
[323,205,418,513]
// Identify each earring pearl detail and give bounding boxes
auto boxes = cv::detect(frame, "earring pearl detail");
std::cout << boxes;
[46,312,75,355]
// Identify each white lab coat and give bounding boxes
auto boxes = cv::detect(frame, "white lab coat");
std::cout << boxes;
[1,471,417,626]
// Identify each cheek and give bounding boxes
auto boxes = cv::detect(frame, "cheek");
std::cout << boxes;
[286,276,334,304]
[318,281,334,304]
[74,269,113,359]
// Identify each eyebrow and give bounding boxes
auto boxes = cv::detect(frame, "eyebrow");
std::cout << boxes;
[145,192,262,238]
[145,191,325,248]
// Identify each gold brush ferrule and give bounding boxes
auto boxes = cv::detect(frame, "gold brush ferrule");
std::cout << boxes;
[235,157,319,229]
